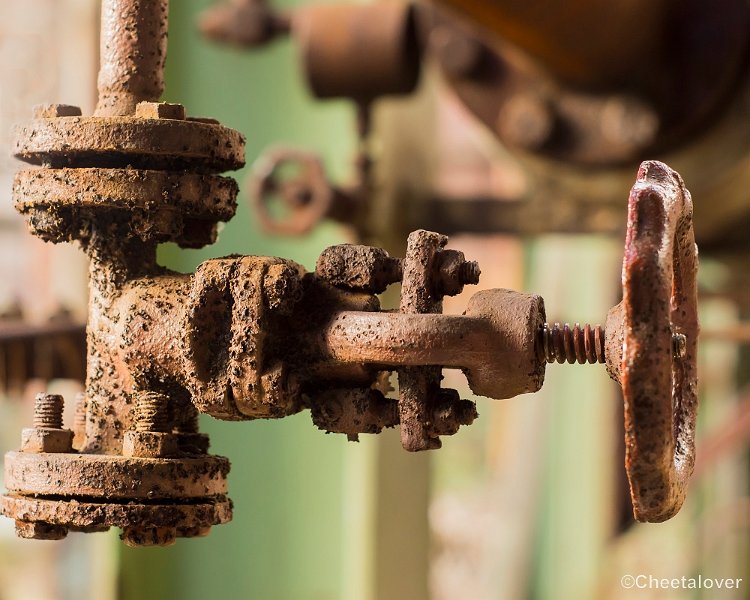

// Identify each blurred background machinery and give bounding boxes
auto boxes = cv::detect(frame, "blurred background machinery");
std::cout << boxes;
[1,0,749,599]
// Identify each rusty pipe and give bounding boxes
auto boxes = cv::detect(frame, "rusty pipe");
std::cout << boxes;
[434,0,672,89]
[95,0,169,116]
[318,288,546,401]
[320,311,492,369]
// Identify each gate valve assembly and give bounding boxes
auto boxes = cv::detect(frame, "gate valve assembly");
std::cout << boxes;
[1,0,698,545]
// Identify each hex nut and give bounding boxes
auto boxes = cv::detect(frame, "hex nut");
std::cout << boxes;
[15,520,68,540]
[135,101,186,120]
[177,526,211,538]
[122,431,180,458]
[121,526,177,547]
[20,427,73,453]
[33,104,82,119]
[176,432,210,455]
[436,250,480,296]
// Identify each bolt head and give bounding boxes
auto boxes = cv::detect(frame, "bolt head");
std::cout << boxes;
[33,104,82,119]
[436,250,479,296]
[20,427,73,453]
[176,432,210,455]
[15,520,68,540]
[135,101,186,120]
[122,431,180,458]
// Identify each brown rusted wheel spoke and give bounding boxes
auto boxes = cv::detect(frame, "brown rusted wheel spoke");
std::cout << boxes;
[620,160,698,523]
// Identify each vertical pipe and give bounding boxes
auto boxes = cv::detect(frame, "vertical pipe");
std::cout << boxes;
[95,0,169,116]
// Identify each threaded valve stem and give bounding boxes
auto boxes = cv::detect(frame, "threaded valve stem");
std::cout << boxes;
[537,322,606,364]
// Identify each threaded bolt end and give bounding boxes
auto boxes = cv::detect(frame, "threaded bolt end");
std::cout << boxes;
[459,261,481,285]
[74,393,87,431]
[133,391,170,433]
[177,404,200,434]
[33,394,64,429]
[538,322,605,364]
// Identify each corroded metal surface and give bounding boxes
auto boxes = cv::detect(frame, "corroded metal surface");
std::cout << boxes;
[3,0,702,544]
[96,0,168,116]
[2,495,232,531]
[5,452,229,499]
[1,0,246,544]
[617,161,699,522]
[316,244,402,294]
[13,115,244,172]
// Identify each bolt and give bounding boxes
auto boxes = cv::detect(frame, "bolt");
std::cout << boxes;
[133,391,169,433]
[436,250,481,296]
[459,261,481,285]
[135,101,186,120]
[21,394,74,453]
[74,393,87,432]
[33,393,64,429]
[73,392,87,449]
[175,403,210,455]
[496,94,555,151]
[538,322,688,364]
[178,403,200,434]
[123,391,179,458]
[33,104,82,119]
[426,389,477,437]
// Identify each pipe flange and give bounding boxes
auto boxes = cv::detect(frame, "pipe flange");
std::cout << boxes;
[13,115,245,173]
[14,168,238,244]
[2,494,232,531]
[3,451,229,500]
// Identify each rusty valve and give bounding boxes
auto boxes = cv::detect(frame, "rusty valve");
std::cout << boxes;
[311,160,698,522]
[2,0,698,546]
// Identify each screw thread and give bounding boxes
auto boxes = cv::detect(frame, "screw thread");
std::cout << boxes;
[134,391,169,433]
[177,404,200,434]
[74,393,88,431]
[33,394,65,429]
[459,261,481,285]
[538,322,605,364]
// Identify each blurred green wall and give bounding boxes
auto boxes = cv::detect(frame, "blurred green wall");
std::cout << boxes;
[120,1,354,598]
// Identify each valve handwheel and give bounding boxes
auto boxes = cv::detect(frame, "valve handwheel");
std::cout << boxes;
[618,160,699,522]
[249,146,333,235]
